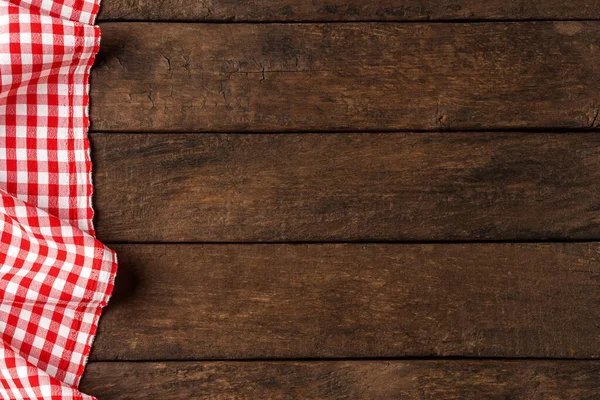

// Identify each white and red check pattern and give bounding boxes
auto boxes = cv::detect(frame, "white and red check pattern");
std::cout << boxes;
[0,1,116,399]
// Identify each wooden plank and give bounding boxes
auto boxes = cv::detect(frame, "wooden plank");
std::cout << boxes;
[97,0,600,22]
[90,22,600,132]
[91,243,600,360]
[92,132,600,242]
[80,360,600,399]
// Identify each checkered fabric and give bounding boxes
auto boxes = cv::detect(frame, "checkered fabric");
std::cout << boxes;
[0,1,116,399]
[0,0,100,234]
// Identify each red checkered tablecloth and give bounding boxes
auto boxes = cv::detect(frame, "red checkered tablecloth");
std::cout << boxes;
[0,1,116,399]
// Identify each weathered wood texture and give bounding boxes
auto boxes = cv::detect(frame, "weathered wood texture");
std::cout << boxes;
[91,22,600,132]
[92,133,600,242]
[80,360,600,399]
[97,0,600,22]
[91,243,600,360]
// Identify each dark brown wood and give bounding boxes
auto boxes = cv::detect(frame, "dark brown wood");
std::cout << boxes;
[92,132,600,242]
[91,22,600,132]
[91,243,600,360]
[81,360,600,399]
[97,0,600,22]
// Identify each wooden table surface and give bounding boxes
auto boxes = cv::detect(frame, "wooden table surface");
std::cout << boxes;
[80,1,600,398]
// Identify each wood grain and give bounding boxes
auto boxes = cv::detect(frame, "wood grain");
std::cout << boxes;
[91,22,600,132]
[97,0,600,22]
[91,243,600,360]
[92,132,600,242]
[80,360,600,399]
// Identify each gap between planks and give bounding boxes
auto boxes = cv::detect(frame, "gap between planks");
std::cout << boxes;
[96,0,600,22]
